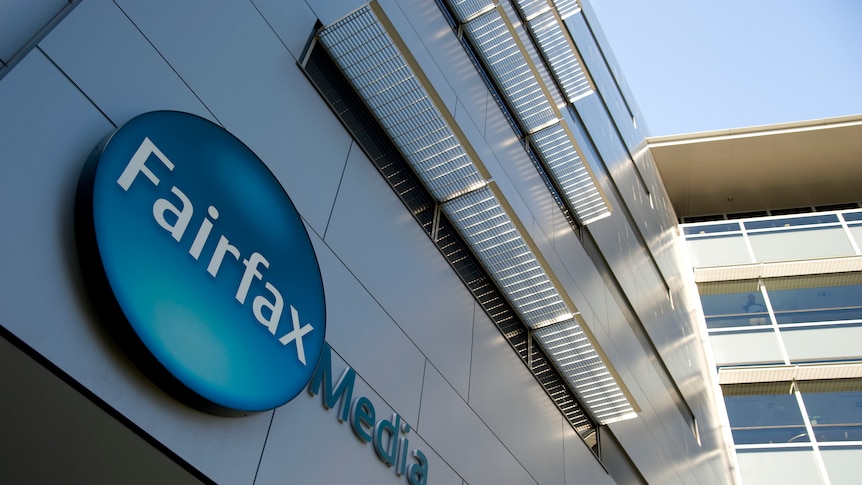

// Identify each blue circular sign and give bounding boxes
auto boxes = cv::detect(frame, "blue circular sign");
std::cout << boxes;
[76,111,326,415]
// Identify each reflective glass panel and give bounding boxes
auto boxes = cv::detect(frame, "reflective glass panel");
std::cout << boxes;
[699,280,770,329]
[783,325,862,363]
[765,274,862,324]
[736,448,824,485]
[849,225,862,253]
[744,213,839,229]
[710,330,784,366]
[821,446,862,485]
[724,382,807,444]
[686,234,751,267]
[799,379,862,443]
[683,222,742,235]
[749,227,855,262]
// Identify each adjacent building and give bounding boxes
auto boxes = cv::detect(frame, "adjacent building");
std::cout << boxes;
[651,116,862,484]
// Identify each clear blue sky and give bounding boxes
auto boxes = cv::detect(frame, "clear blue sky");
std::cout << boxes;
[588,0,862,136]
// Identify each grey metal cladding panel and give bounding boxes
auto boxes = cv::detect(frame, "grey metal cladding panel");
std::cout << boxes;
[0,0,67,63]
[0,49,114,345]
[543,221,608,332]
[306,0,367,25]
[0,51,272,485]
[113,0,352,236]
[38,0,211,127]
[323,135,474,400]
[567,11,645,161]
[469,305,567,485]
[576,2,650,145]
[257,350,462,485]
[563,424,617,485]
[608,416,683,485]
[250,0,318,61]
[419,365,537,485]
[308,224,425,425]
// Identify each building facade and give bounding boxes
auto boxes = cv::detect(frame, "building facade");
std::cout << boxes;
[0,1,736,484]
[651,117,862,484]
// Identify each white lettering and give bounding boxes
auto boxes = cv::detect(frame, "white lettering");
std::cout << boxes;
[189,206,218,260]
[279,306,314,364]
[237,252,268,304]
[153,186,192,242]
[253,282,284,335]
[117,137,173,190]
[121,137,315,365]
[207,235,240,277]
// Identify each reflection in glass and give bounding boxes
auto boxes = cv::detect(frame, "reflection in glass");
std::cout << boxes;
[724,382,808,444]
[799,379,862,443]
[766,274,862,325]
[699,280,769,329]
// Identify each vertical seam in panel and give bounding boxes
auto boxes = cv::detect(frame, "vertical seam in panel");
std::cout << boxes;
[466,300,477,404]
[416,358,428,431]
[36,46,115,129]
[251,409,277,485]
[323,140,354,240]
[111,0,221,126]
[0,0,80,83]
[248,0,291,56]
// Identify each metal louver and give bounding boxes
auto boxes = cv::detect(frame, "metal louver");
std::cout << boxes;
[318,1,635,425]
[445,0,609,225]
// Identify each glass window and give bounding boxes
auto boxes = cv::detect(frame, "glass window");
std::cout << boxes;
[821,446,862,485]
[686,234,751,267]
[736,448,825,485]
[710,330,785,366]
[724,382,807,444]
[765,274,862,324]
[798,379,862,443]
[682,222,741,235]
[848,225,862,253]
[744,214,839,230]
[699,280,769,329]
[783,325,862,363]
[748,227,855,262]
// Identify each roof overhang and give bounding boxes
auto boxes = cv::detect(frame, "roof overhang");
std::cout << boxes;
[649,115,862,219]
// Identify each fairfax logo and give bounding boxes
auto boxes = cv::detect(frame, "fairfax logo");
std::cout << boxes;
[76,111,326,415]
